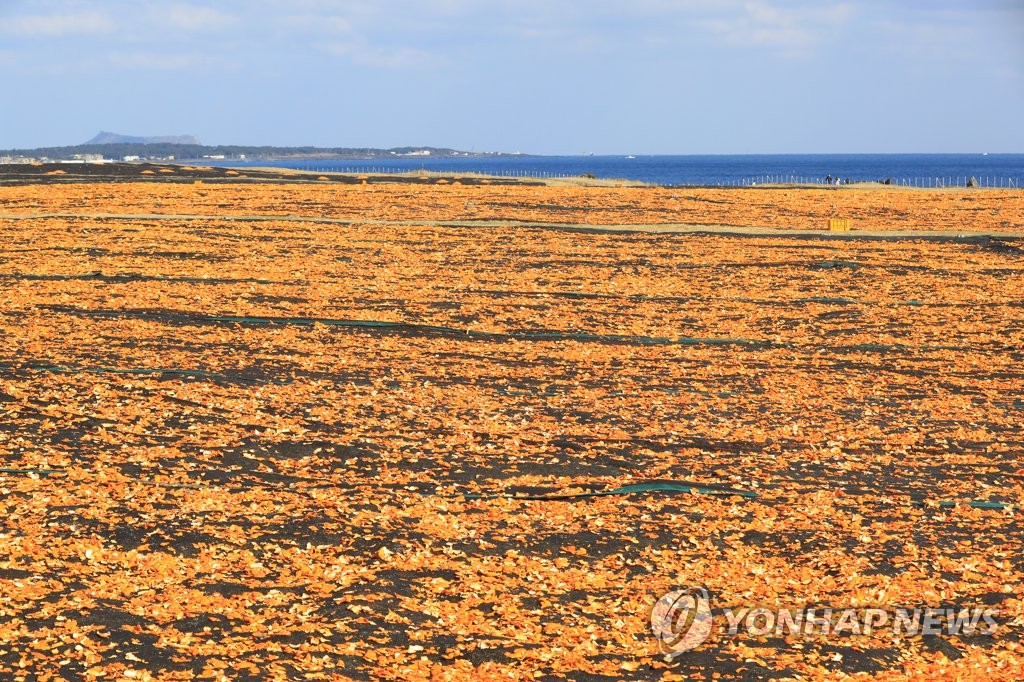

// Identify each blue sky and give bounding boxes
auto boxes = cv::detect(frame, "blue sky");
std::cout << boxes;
[2,0,1022,153]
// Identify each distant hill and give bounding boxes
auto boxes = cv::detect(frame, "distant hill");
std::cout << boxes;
[85,131,202,146]
[2,139,494,161]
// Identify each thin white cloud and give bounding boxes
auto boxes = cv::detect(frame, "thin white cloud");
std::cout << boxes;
[159,4,238,32]
[512,26,571,41]
[701,1,855,53]
[106,51,221,71]
[320,42,445,70]
[282,13,353,35]
[870,4,1021,63]
[2,10,115,37]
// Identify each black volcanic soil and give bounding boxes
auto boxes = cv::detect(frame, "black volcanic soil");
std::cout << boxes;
[0,162,539,186]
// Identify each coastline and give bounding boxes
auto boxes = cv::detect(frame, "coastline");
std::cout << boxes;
[3,163,1021,235]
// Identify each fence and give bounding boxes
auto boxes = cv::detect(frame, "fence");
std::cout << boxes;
[742,175,1021,188]
[299,166,1022,188]
[304,166,578,180]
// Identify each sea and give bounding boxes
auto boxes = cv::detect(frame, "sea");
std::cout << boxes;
[218,153,1024,189]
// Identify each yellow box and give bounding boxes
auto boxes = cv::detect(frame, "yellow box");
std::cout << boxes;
[829,219,851,232]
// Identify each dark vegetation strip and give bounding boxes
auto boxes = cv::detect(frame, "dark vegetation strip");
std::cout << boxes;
[35,306,1023,355]
[0,271,277,284]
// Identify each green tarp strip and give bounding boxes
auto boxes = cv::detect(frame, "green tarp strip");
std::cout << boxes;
[933,500,1011,510]
[208,315,770,347]
[814,261,863,270]
[0,272,274,284]
[27,365,223,378]
[46,307,1019,353]
[0,466,1014,511]
[0,468,62,476]
[463,480,758,501]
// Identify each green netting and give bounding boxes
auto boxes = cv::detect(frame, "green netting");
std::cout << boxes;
[0,468,62,476]
[932,500,1011,510]
[796,296,856,304]
[27,365,223,378]
[0,272,275,284]
[814,261,863,270]
[210,315,771,347]
[50,307,1014,354]
[462,480,760,501]
[0,466,1013,511]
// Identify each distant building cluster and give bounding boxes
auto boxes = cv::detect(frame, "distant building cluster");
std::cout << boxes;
[0,153,180,164]
[0,155,41,164]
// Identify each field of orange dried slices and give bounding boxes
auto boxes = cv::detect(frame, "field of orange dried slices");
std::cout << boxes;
[0,176,1022,680]
[2,177,1023,233]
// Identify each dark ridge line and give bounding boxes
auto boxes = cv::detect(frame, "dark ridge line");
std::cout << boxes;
[3,211,1022,242]
[33,305,1023,355]
[460,289,1024,308]
[38,305,771,348]
[0,271,278,284]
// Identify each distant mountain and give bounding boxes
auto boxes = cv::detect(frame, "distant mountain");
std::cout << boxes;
[85,131,202,146]
[5,135,505,161]
[2,140,492,161]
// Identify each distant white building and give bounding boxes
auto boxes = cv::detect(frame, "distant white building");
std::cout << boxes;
[123,155,140,162]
